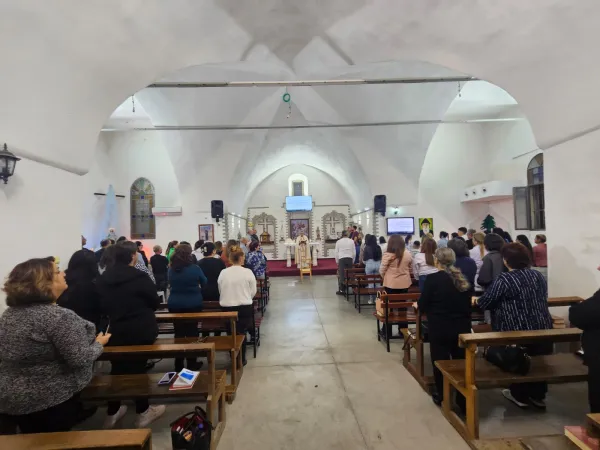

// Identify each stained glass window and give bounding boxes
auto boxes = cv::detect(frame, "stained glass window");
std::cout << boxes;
[130,177,156,239]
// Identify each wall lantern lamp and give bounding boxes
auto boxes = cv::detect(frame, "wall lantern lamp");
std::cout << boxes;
[0,143,20,184]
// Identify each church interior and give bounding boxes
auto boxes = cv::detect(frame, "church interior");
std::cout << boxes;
[1,2,600,449]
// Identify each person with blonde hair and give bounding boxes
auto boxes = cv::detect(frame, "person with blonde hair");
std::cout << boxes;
[417,247,471,408]
[220,239,238,268]
[0,258,110,433]
[469,232,487,292]
[218,245,257,365]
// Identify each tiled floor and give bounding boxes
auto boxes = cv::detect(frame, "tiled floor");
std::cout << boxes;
[78,275,589,449]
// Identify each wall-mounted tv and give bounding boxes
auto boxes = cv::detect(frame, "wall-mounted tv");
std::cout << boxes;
[286,195,313,212]
[386,217,415,235]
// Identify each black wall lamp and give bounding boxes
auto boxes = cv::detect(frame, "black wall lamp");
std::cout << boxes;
[0,143,20,184]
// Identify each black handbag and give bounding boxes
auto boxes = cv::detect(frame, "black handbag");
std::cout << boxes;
[484,345,531,375]
[170,406,212,450]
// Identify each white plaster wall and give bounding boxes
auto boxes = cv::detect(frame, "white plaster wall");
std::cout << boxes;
[544,130,600,299]
[0,160,84,312]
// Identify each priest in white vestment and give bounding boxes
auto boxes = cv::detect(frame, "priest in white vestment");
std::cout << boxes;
[294,232,310,268]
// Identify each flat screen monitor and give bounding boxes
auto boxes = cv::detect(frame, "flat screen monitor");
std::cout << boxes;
[286,195,313,212]
[387,217,415,235]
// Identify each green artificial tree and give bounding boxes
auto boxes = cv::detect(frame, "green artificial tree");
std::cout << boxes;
[481,214,496,233]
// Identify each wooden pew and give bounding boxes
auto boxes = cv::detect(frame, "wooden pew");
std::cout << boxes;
[403,296,585,393]
[344,267,364,300]
[402,306,486,392]
[87,342,226,450]
[0,429,152,450]
[352,274,383,313]
[435,328,586,441]
[155,312,243,403]
[373,293,420,352]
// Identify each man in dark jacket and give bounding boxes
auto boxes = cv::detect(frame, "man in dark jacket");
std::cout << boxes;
[95,239,110,264]
[570,292,600,413]
[477,233,507,289]
[97,241,164,428]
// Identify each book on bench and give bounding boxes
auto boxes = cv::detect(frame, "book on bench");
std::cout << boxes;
[169,369,200,391]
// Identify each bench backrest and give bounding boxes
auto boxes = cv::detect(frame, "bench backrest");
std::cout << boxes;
[0,429,151,450]
[155,311,238,321]
[459,327,583,348]
[100,342,216,360]
[547,296,584,306]
[379,293,420,309]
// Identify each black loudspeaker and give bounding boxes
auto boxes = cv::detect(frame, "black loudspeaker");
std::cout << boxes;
[374,195,386,214]
[210,200,224,219]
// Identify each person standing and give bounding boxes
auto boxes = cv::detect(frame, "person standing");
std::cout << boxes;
[412,238,438,291]
[569,289,600,413]
[477,233,506,290]
[218,246,257,366]
[246,241,267,279]
[335,230,356,295]
[417,248,472,407]
[363,234,383,304]
[98,242,164,429]
[150,245,169,292]
[379,236,388,254]
[476,243,553,409]
[437,232,449,248]
[95,239,110,264]
[168,244,207,372]
[533,234,547,267]
[198,242,227,300]
[447,238,477,289]
[135,241,148,266]
[466,229,476,250]
[192,240,205,263]
[469,232,487,292]
[380,235,413,294]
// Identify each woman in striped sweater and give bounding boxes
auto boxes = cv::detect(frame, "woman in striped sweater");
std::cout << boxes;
[476,242,553,410]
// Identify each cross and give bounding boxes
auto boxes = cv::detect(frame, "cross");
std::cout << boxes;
[324,215,341,235]
[256,215,271,233]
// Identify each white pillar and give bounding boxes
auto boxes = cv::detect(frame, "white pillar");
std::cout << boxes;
[312,245,318,266]
[286,245,292,268]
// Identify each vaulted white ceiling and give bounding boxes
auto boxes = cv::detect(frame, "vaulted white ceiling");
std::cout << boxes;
[2,0,599,210]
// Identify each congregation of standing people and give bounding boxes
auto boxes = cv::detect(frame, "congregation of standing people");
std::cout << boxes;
[335,221,600,414]
[0,228,268,434]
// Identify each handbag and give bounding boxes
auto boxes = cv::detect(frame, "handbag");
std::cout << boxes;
[170,406,212,450]
[484,345,531,375]
[375,289,387,316]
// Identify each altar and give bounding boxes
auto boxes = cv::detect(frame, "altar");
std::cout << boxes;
[283,241,320,268]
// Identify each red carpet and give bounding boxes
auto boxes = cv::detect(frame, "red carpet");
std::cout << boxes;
[267,258,338,277]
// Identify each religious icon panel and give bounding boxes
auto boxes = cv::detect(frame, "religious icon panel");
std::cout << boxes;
[289,219,309,240]
[198,224,214,242]
[418,217,433,238]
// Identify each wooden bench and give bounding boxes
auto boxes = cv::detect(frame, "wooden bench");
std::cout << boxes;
[403,296,585,393]
[352,274,383,313]
[88,342,226,449]
[0,429,152,450]
[155,311,243,402]
[435,328,586,441]
[401,306,486,392]
[344,267,364,300]
[373,293,420,352]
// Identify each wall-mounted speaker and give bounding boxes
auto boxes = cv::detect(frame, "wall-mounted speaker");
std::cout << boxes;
[374,195,387,214]
[210,200,224,220]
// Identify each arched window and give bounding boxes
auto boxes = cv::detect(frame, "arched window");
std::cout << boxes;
[130,177,156,239]
[514,154,545,230]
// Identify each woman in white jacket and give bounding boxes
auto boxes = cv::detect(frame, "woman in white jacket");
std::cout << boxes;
[218,245,257,365]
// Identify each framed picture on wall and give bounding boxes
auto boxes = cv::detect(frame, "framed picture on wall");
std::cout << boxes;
[418,218,433,238]
[290,219,309,240]
[198,224,214,242]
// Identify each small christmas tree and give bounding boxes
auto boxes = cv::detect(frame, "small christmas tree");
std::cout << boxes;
[481,214,496,233]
